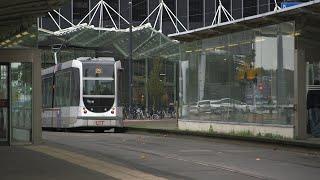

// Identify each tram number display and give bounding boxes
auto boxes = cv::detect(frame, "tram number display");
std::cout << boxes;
[95,67,102,74]
[95,120,104,126]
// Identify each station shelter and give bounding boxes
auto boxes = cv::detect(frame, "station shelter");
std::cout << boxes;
[169,0,320,139]
[0,0,64,145]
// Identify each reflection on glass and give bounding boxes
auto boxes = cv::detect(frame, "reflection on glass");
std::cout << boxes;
[54,72,71,107]
[0,65,8,98]
[42,76,53,108]
[0,108,8,139]
[0,65,8,140]
[180,22,295,125]
[83,63,114,77]
[11,63,32,142]
[83,80,115,95]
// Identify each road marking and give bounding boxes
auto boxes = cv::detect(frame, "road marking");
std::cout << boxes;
[179,149,212,153]
[25,145,167,180]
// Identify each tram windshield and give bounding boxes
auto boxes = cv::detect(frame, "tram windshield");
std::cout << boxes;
[82,63,115,112]
[83,63,114,77]
[83,80,114,95]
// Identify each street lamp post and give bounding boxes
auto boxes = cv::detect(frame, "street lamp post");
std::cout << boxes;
[128,0,133,107]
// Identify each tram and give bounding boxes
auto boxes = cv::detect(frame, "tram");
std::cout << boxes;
[41,57,124,132]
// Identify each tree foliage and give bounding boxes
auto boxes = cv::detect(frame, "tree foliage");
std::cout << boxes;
[147,59,165,110]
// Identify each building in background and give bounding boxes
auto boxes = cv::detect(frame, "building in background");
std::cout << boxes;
[39,0,296,35]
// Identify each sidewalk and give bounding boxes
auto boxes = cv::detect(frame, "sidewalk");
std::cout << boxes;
[124,119,320,150]
[0,145,114,180]
[124,119,177,130]
[0,143,166,180]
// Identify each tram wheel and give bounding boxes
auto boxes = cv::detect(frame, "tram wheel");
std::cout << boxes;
[114,127,125,133]
[94,129,105,133]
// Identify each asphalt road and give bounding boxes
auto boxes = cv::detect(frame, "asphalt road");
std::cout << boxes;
[42,131,320,180]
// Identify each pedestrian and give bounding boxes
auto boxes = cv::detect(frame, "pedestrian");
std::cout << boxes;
[307,80,320,137]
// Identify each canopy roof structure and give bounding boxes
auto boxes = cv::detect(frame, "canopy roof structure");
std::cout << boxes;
[0,0,64,41]
[38,23,179,60]
[37,0,182,61]
[169,0,320,42]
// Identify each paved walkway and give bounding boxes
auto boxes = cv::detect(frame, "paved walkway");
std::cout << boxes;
[43,131,320,180]
[0,144,165,180]
[124,119,177,130]
[0,145,115,180]
[1,130,320,180]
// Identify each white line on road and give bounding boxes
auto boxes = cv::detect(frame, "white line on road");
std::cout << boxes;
[179,149,212,153]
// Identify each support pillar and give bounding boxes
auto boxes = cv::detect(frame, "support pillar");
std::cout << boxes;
[145,58,149,111]
[180,61,189,117]
[294,49,307,139]
[198,51,206,100]
[173,62,177,103]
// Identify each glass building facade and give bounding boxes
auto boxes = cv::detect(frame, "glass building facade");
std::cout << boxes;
[39,0,288,35]
[178,21,298,138]
[180,21,295,125]
[176,0,320,139]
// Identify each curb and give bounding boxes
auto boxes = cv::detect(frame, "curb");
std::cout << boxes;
[125,127,320,150]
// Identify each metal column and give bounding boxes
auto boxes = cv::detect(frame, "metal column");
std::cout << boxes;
[128,0,133,107]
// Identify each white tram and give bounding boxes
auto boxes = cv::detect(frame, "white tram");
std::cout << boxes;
[41,57,124,132]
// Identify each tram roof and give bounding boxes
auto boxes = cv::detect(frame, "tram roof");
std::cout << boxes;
[38,23,179,61]
[168,0,320,42]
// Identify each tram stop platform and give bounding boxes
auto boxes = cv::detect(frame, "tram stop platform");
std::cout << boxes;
[0,144,114,180]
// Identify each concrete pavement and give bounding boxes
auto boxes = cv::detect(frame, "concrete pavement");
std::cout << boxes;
[1,131,320,180]
[41,131,320,180]
[0,145,115,180]
[124,119,177,130]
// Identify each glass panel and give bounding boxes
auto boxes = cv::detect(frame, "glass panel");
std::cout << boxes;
[11,63,32,142]
[42,76,53,108]
[83,80,115,95]
[298,15,320,136]
[83,63,114,77]
[180,21,295,125]
[0,65,8,140]
[73,0,89,23]
[0,65,8,98]
[0,108,8,140]
[54,71,71,107]
[71,68,80,106]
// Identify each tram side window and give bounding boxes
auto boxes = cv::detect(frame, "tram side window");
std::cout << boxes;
[71,68,80,106]
[54,71,71,107]
[42,76,53,108]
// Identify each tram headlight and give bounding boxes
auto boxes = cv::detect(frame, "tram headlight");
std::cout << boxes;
[111,107,115,114]
[83,107,87,114]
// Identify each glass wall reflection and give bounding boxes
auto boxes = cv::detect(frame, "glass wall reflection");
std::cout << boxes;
[11,63,32,142]
[180,21,295,125]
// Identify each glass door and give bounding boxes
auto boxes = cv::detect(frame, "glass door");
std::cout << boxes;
[0,64,9,142]
[307,61,320,92]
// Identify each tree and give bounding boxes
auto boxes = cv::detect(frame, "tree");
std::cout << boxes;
[147,59,165,111]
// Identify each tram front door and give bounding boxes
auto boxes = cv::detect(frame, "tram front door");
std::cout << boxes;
[0,64,9,142]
